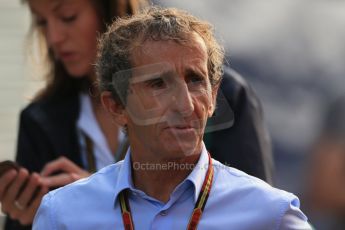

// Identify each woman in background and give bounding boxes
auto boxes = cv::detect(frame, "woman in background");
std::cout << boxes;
[0,0,145,229]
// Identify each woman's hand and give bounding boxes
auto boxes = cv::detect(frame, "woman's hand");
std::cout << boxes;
[40,156,90,188]
[0,157,90,225]
[0,169,48,225]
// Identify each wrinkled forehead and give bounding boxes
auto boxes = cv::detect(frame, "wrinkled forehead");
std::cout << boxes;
[130,33,208,70]
[112,61,207,90]
[129,61,206,82]
[130,62,174,83]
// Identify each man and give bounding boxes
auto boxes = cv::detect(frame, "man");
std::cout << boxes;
[33,7,311,229]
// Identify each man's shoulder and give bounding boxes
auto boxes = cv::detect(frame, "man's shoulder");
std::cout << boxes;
[205,159,308,228]
[211,159,298,210]
[34,162,125,228]
[62,161,121,188]
[46,161,124,206]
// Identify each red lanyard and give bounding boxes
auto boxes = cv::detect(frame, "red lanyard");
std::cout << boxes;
[119,153,214,230]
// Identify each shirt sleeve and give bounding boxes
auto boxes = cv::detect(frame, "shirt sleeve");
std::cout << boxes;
[33,193,56,230]
[279,197,313,230]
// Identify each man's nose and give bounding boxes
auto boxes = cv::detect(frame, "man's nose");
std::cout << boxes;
[172,83,194,117]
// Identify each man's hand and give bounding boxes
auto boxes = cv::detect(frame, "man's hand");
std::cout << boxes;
[0,169,48,225]
[40,156,90,188]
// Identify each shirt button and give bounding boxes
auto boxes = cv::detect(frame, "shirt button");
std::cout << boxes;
[160,211,167,216]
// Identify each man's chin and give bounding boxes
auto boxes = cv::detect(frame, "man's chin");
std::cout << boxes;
[161,140,201,158]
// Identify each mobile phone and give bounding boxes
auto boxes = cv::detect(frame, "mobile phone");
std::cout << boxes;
[0,160,20,177]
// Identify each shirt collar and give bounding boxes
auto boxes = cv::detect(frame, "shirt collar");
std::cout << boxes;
[112,143,210,205]
[113,148,134,205]
[184,143,210,202]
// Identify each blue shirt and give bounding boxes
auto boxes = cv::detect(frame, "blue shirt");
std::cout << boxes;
[33,144,311,230]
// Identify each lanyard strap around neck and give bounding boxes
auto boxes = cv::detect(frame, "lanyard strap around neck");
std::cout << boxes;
[84,134,96,173]
[119,153,214,230]
[83,133,129,172]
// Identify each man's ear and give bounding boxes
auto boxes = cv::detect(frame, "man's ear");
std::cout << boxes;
[101,91,127,126]
[207,83,220,117]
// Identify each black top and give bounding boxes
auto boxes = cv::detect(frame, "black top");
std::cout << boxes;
[5,67,273,230]
[204,67,273,183]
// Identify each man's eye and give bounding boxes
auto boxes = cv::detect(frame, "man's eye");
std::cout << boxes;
[147,78,167,89]
[188,75,205,85]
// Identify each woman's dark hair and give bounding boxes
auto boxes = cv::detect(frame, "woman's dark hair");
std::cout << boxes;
[27,0,146,101]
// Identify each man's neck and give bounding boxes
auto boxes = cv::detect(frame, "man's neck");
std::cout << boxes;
[130,151,201,203]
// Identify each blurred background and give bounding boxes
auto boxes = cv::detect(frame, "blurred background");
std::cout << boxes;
[0,1,42,228]
[1,0,345,229]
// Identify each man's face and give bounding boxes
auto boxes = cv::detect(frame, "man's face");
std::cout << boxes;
[122,34,216,159]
